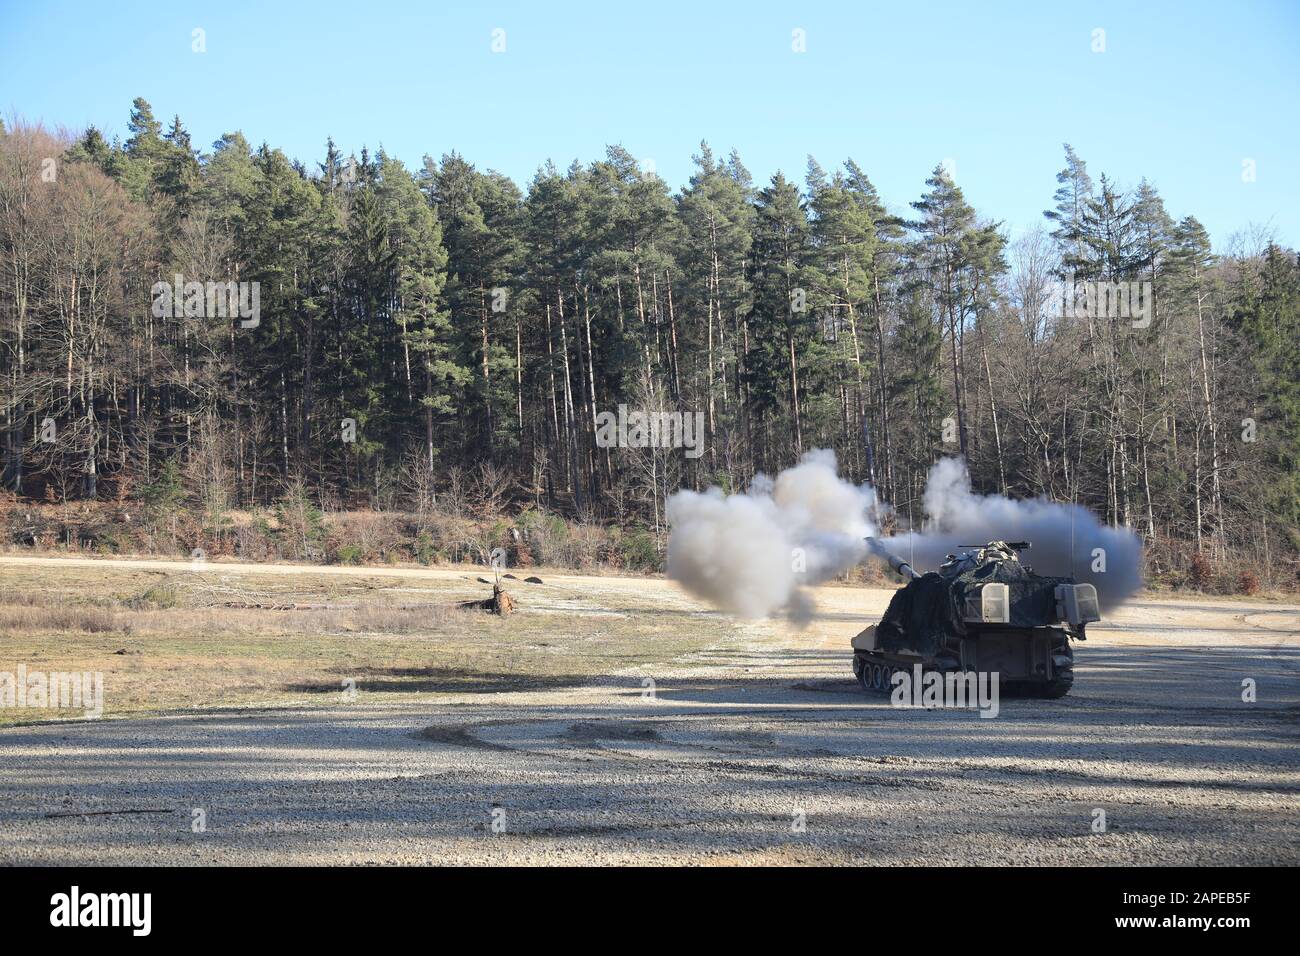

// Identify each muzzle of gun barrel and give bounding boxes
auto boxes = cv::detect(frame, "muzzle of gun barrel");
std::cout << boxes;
[865,537,921,580]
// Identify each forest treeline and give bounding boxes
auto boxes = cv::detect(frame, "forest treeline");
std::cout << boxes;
[1,100,1297,585]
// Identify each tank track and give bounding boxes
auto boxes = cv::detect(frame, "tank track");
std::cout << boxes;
[853,633,1075,699]
[852,652,959,694]
[999,630,1075,698]
[1041,630,1074,698]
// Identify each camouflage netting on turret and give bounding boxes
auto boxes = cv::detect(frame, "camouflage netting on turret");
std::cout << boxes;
[876,559,1076,656]
[876,572,960,656]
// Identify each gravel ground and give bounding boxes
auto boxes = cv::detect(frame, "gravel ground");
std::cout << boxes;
[0,560,1296,865]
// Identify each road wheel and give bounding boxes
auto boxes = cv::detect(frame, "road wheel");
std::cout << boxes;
[857,659,874,693]
[1039,632,1074,699]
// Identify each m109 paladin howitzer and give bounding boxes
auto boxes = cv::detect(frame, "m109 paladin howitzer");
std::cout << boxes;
[853,539,1100,698]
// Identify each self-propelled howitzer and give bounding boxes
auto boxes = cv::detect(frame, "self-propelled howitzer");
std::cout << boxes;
[853,539,1100,698]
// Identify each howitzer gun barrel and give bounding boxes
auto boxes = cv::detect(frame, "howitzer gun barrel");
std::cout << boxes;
[864,537,921,581]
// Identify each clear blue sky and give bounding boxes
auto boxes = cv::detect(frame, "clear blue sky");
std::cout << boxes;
[3,0,1297,248]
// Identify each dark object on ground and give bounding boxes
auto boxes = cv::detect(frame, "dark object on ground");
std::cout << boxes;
[524,576,543,584]
[853,540,1099,699]
[459,584,514,616]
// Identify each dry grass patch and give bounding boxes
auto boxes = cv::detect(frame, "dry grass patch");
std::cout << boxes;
[0,563,731,724]
[0,603,128,635]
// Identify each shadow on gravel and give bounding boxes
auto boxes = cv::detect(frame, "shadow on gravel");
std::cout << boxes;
[2,641,1298,865]
[627,644,1300,719]
[284,666,587,694]
[273,644,1300,712]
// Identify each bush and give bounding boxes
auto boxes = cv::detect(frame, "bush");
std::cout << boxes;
[620,530,661,572]
[129,582,179,610]
[566,523,606,569]
[334,544,364,566]
[233,513,276,562]
[139,460,187,516]
[525,512,571,566]
[89,523,128,554]
[1238,570,1261,596]
[274,487,326,560]
[413,530,437,565]
[1188,552,1214,590]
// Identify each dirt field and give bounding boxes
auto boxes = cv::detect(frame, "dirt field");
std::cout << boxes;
[0,554,1296,865]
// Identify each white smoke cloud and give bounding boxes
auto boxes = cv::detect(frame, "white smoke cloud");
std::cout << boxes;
[666,451,1143,621]
[879,458,1143,610]
[665,449,877,623]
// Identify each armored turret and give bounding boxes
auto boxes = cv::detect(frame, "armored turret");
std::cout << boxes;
[853,539,1099,698]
